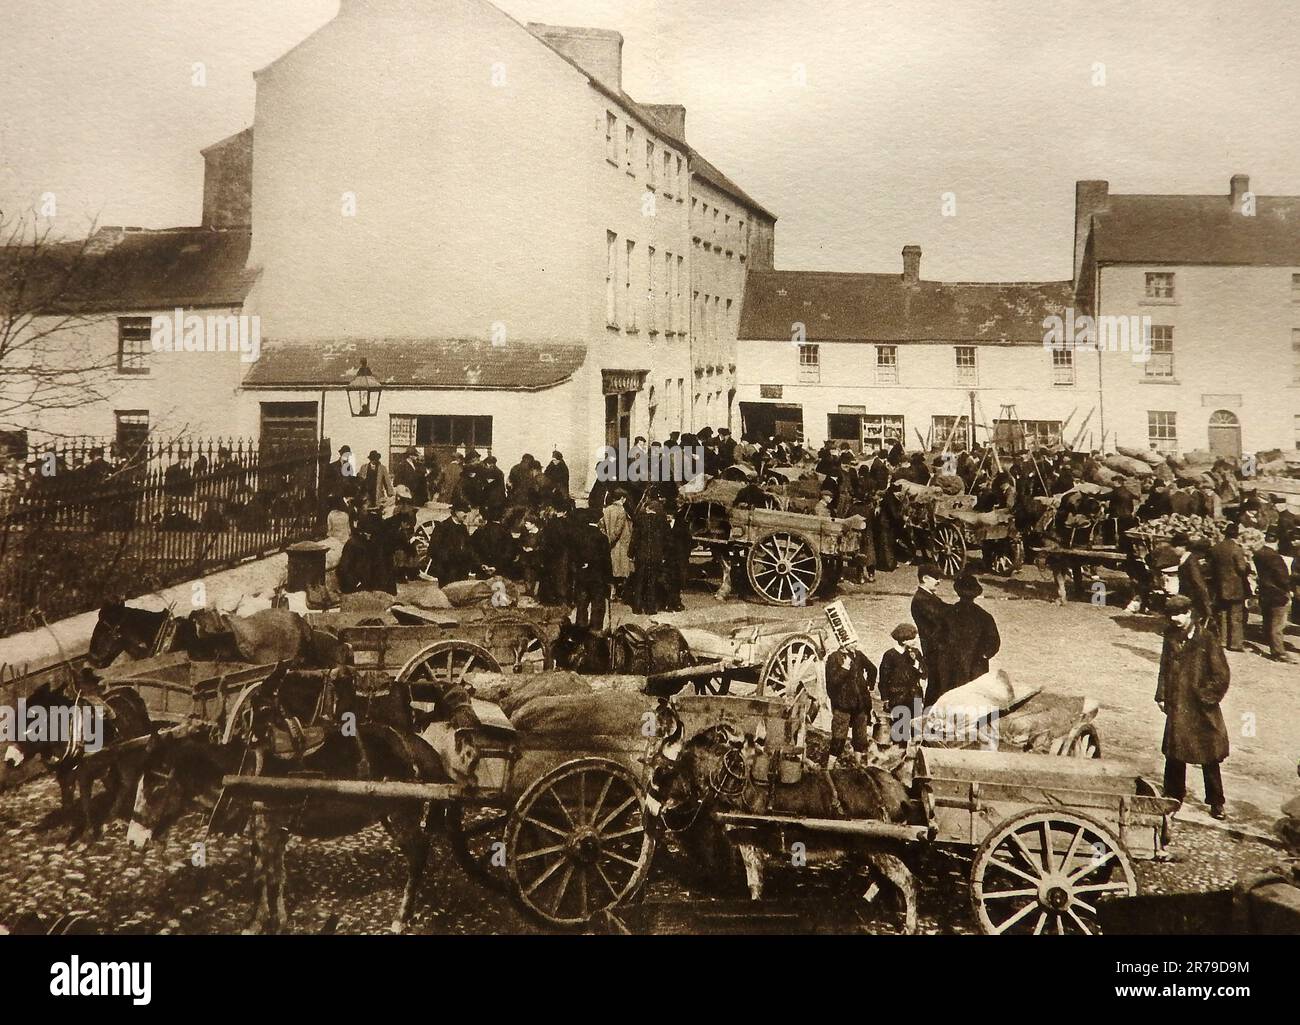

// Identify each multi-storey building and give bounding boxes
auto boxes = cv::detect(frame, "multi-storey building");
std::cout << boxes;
[736,246,1100,453]
[1074,174,1300,458]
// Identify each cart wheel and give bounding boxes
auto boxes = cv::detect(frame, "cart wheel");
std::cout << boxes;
[482,614,554,674]
[987,536,1025,576]
[969,807,1137,935]
[746,530,822,606]
[446,804,512,893]
[931,523,967,577]
[758,633,823,696]
[505,757,655,930]
[398,640,502,712]
[1066,725,1101,759]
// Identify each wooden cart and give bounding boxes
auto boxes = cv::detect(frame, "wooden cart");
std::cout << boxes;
[897,483,1023,577]
[680,481,861,605]
[673,613,830,695]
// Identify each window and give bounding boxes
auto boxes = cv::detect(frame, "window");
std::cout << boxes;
[1145,272,1175,299]
[675,256,684,335]
[117,316,151,374]
[645,139,655,185]
[605,111,618,164]
[399,414,493,465]
[876,345,898,384]
[1292,272,1300,298]
[662,151,673,195]
[1148,411,1177,453]
[114,410,149,457]
[863,414,905,449]
[1146,325,1174,378]
[725,298,733,339]
[931,415,969,450]
[647,246,657,334]
[663,251,672,334]
[993,419,1062,451]
[624,125,635,174]
[798,343,820,383]
[605,231,618,327]
[676,155,684,197]
[624,239,636,330]
[954,345,978,385]
[1052,346,1075,385]
[1293,329,1300,385]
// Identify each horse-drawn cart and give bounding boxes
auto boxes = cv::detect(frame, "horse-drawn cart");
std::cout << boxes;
[680,480,861,605]
[896,481,1022,577]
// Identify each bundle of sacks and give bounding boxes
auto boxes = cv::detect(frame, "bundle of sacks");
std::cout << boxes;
[471,671,656,740]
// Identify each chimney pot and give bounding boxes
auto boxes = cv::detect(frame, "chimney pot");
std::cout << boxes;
[1230,174,1250,211]
[902,245,922,284]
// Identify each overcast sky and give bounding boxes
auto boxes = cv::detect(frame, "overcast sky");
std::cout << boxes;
[2,0,1297,281]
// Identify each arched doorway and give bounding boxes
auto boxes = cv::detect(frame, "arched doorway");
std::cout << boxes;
[1208,410,1241,460]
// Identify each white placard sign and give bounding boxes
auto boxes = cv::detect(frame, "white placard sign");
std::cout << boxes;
[824,600,859,648]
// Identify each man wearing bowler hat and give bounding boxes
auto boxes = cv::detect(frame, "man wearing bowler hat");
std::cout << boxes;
[1156,594,1231,820]
[947,572,1001,691]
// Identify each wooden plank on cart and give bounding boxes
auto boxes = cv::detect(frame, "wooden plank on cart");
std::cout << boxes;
[218,775,473,802]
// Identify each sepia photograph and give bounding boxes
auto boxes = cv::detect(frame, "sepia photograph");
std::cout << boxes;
[0,0,1296,985]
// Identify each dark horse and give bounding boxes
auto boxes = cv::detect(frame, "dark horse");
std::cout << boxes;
[653,724,921,933]
[3,679,153,843]
[88,600,343,669]
[552,622,693,679]
[126,675,477,934]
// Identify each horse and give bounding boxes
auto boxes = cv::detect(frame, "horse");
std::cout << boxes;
[3,679,153,843]
[652,724,921,933]
[88,599,332,669]
[552,621,693,680]
[126,675,478,934]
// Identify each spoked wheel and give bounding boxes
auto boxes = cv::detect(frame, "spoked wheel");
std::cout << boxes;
[397,640,502,714]
[930,522,967,577]
[1065,725,1101,759]
[482,614,553,674]
[505,758,655,931]
[446,803,512,893]
[987,535,1025,576]
[757,632,823,696]
[746,530,822,606]
[970,808,1137,935]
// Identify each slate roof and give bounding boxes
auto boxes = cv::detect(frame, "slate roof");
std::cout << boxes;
[739,270,1073,344]
[2,227,255,315]
[1089,194,1300,266]
[242,337,587,391]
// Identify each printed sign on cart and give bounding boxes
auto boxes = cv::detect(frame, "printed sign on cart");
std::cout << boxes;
[824,600,859,648]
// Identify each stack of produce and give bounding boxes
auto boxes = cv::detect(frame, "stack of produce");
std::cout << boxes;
[1130,513,1225,545]
[1104,453,1153,477]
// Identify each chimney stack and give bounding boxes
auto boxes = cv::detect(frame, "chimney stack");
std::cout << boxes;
[1073,179,1110,288]
[901,245,922,285]
[527,24,624,93]
[1230,173,1250,212]
[644,104,687,141]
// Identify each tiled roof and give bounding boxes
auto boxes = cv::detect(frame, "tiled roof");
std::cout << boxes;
[739,270,1073,344]
[1090,194,1300,266]
[242,337,586,391]
[3,227,255,315]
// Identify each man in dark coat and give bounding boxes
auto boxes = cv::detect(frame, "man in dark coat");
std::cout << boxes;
[470,510,518,579]
[911,563,952,705]
[544,451,570,496]
[536,505,575,606]
[824,640,878,766]
[479,455,507,520]
[1207,524,1250,651]
[629,492,669,615]
[862,447,891,495]
[1156,595,1230,819]
[569,510,613,631]
[426,503,475,584]
[878,623,926,745]
[1169,532,1213,624]
[1253,534,1297,662]
[394,447,429,506]
[946,573,1001,689]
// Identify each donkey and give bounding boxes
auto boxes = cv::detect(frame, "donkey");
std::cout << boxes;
[126,680,478,934]
[654,725,920,933]
[552,621,693,678]
[3,680,153,843]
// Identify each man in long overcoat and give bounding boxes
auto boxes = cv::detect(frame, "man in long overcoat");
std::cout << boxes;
[1207,524,1250,651]
[1156,595,1230,819]
[629,492,669,615]
[570,509,614,631]
[946,573,1001,690]
[1253,533,1297,662]
[911,563,952,705]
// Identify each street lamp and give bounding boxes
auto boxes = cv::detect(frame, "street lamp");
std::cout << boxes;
[347,358,382,417]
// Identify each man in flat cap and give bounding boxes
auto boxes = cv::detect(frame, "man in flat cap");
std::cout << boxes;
[878,623,926,746]
[1156,594,1231,819]
[947,572,1001,690]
